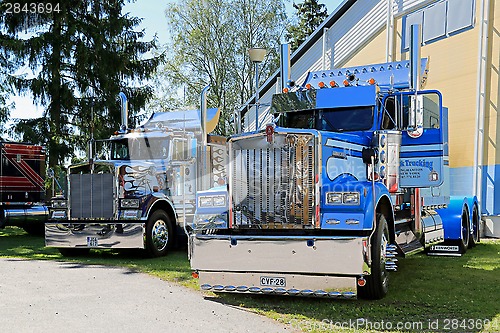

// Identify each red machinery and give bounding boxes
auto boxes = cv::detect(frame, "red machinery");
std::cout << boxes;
[0,141,48,234]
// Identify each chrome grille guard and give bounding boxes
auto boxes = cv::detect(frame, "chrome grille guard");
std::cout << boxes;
[229,130,318,229]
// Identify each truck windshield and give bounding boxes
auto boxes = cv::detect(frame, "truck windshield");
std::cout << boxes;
[111,138,169,160]
[282,106,373,132]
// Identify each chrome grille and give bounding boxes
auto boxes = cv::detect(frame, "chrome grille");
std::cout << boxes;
[70,173,114,219]
[230,133,316,228]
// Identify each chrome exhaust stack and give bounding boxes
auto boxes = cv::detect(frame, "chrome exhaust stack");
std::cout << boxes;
[200,84,210,147]
[200,85,211,190]
[409,24,421,91]
[118,92,128,131]
[280,44,291,91]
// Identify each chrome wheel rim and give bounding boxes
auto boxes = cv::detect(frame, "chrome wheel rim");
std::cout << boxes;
[152,219,168,252]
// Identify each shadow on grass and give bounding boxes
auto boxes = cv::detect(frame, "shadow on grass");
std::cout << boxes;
[0,226,193,285]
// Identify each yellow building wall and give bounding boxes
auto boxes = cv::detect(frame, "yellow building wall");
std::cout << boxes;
[484,1,500,167]
[341,1,484,169]
[405,19,480,169]
[341,27,388,68]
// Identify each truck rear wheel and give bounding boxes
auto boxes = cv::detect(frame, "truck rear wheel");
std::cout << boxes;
[358,214,389,300]
[468,204,480,248]
[145,210,173,257]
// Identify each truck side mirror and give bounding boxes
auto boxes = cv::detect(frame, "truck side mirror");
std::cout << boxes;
[407,94,424,138]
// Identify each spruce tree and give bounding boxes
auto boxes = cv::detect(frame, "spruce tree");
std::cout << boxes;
[0,0,162,168]
[286,0,328,52]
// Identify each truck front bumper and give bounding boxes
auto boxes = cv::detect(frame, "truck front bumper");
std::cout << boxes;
[45,222,145,249]
[190,235,370,297]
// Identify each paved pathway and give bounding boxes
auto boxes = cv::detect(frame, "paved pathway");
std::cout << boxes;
[0,258,297,333]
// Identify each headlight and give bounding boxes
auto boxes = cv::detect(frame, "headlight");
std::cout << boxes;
[343,192,360,205]
[52,200,67,208]
[120,198,140,208]
[326,192,343,204]
[198,195,227,208]
[326,192,360,205]
[51,210,67,219]
[199,196,213,207]
[213,195,226,206]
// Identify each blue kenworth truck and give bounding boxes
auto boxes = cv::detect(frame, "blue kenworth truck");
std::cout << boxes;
[188,46,480,299]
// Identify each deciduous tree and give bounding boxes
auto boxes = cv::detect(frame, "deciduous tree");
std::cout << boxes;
[154,0,287,135]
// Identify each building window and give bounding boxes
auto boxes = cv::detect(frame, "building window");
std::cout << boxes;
[402,0,475,51]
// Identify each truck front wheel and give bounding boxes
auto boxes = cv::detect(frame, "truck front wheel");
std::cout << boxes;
[145,210,173,257]
[58,248,90,257]
[358,214,390,300]
[459,208,470,253]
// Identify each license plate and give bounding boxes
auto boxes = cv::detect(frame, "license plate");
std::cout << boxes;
[260,276,286,287]
[87,236,98,247]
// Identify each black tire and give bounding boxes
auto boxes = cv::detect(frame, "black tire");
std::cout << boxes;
[22,224,45,236]
[358,214,390,300]
[468,204,480,248]
[58,248,90,257]
[459,208,470,254]
[145,209,173,258]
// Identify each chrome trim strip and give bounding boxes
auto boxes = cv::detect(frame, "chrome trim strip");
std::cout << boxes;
[195,235,360,241]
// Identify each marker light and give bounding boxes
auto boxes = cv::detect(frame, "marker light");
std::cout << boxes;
[329,80,337,87]
[368,78,376,85]
[305,83,312,90]
[343,79,350,87]
[318,81,325,88]
[283,87,289,93]
[192,271,199,279]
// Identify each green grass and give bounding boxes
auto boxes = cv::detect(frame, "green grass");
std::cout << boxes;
[1,226,499,333]
[0,226,195,288]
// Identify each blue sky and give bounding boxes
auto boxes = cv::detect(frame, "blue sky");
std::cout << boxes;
[10,0,343,120]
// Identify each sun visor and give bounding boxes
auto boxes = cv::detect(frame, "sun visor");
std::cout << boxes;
[143,108,220,133]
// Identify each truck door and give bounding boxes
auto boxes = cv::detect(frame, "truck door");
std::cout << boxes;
[385,91,445,188]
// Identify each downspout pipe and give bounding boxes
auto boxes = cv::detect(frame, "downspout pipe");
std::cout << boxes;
[473,0,490,210]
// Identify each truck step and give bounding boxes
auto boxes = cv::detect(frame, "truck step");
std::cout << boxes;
[397,239,424,256]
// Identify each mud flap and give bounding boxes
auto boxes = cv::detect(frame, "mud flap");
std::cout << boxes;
[426,243,462,257]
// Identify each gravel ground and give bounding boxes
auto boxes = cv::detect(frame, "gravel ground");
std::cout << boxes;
[0,258,297,333]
